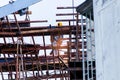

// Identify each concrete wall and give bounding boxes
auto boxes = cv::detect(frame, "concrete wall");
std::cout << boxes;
[93,0,120,80]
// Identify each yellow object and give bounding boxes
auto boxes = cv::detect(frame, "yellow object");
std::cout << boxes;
[57,22,62,27]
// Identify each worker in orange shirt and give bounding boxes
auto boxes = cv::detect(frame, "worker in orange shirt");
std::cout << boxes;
[50,22,63,55]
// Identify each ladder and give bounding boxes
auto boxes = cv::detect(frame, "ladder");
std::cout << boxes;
[81,10,96,80]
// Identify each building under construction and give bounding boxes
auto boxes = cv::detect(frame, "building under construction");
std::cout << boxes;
[0,0,96,80]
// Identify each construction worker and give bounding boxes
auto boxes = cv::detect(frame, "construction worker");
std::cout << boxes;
[57,22,62,27]
[50,22,63,55]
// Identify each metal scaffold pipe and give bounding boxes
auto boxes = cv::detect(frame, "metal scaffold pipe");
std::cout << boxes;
[81,15,85,80]
[72,0,75,25]
[16,37,25,80]
[75,13,79,62]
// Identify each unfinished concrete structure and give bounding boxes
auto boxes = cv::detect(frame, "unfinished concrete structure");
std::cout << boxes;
[0,0,96,80]
[93,0,120,80]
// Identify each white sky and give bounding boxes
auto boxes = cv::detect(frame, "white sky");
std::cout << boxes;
[0,0,85,26]
[30,0,85,26]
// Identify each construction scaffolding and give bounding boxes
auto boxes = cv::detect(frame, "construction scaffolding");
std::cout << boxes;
[0,0,96,80]
[77,0,96,80]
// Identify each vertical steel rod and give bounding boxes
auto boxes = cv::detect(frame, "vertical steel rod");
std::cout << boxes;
[68,21,71,62]
[86,13,90,80]
[0,66,4,80]
[31,36,40,76]
[51,34,57,80]
[42,33,49,80]
[81,15,85,80]
[20,41,25,80]
[76,13,79,61]
[89,10,94,80]
[72,0,75,25]
[16,38,20,80]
